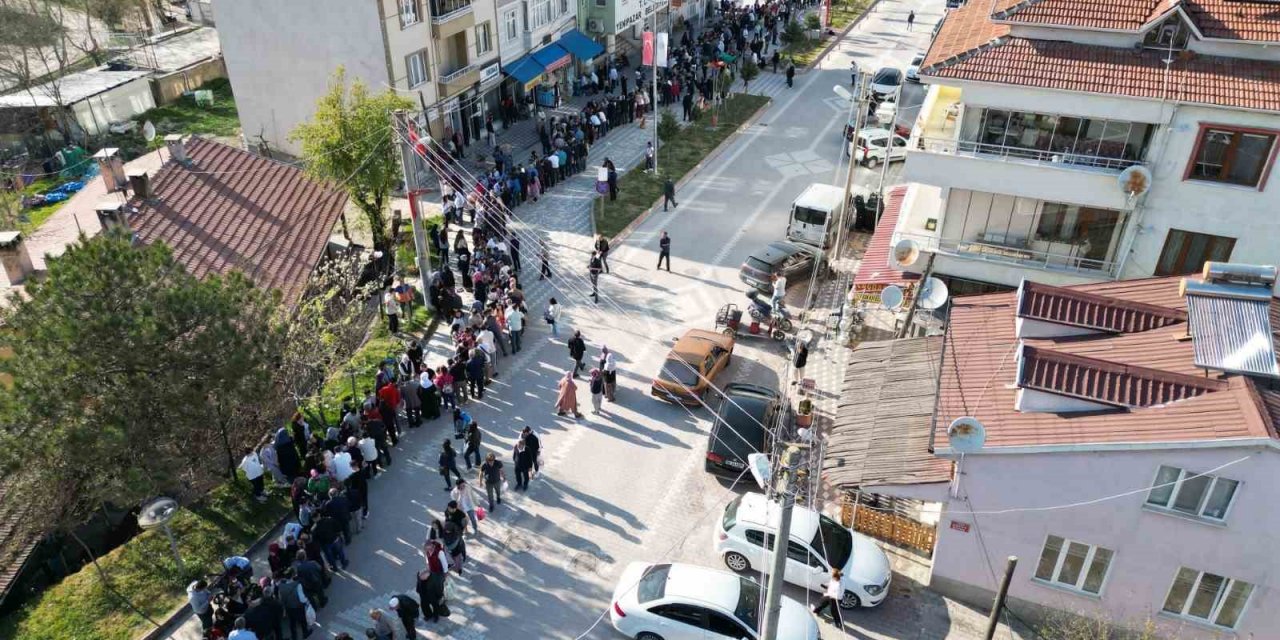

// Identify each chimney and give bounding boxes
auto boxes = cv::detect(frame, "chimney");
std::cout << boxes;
[95,200,131,231]
[165,134,188,164]
[0,231,34,286]
[127,170,151,199]
[92,148,126,192]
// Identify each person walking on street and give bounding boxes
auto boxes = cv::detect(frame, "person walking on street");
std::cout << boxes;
[657,231,671,271]
[463,420,483,469]
[521,426,542,476]
[662,177,678,211]
[603,351,618,401]
[451,479,480,532]
[594,234,611,273]
[546,297,561,338]
[478,452,505,510]
[513,439,534,491]
[793,341,809,385]
[507,303,525,353]
[389,596,420,638]
[772,50,780,74]
[438,439,463,490]
[589,368,606,415]
[605,158,619,201]
[588,251,604,303]
[812,568,844,625]
[907,10,915,30]
[786,63,795,88]
[277,572,312,640]
[419,540,450,622]
[540,242,553,280]
[555,370,584,418]
[568,331,587,376]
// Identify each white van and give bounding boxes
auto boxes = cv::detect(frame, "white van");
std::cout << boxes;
[786,183,846,249]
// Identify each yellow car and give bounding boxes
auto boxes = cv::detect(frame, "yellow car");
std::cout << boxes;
[651,329,735,405]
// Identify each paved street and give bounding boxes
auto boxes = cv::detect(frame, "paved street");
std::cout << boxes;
[168,2,1027,639]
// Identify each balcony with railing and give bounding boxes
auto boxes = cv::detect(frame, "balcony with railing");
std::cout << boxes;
[439,62,478,92]
[430,0,474,36]
[906,86,1156,211]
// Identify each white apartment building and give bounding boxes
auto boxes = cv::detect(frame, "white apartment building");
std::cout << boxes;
[886,0,1280,296]
[495,0,601,110]
[216,0,503,157]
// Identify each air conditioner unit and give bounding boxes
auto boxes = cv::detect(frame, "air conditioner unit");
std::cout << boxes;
[587,18,603,32]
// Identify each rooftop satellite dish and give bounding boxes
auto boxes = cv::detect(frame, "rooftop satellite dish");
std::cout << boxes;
[747,452,772,490]
[142,120,156,142]
[880,284,905,310]
[947,416,987,453]
[891,238,920,269]
[1118,165,1152,198]
[917,277,950,310]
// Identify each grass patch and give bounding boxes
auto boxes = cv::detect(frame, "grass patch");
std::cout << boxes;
[1,481,289,640]
[99,78,241,159]
[596,93,771,238]
[783,1,870,67]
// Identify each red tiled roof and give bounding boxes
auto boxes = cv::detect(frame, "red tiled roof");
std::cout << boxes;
[937,276,1279,449]
[1017,280,1186,333]
[1018,344,1226,407]
[852,185,920,292]
[1184,0,1280,42]
[131,138,348,307]
[989,0,1280,42]
[923,35,1280,112]
[922,1,1010,70]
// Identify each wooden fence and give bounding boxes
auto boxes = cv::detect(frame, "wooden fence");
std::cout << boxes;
[842,496,937,555]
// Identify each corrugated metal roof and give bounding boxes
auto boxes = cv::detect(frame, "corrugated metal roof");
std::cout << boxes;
[1018,280,1186,333]
[1018,344,1227,407]
[1187,295,1280,378]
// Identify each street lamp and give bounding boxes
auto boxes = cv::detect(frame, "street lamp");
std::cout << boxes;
[138,497,184,573]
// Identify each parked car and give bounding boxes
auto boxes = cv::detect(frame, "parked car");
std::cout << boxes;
[906,51,926,82]
[706,384,784,477]
[870,67,903,100]
[739,241,823,293]
[715,492,893,609]
[651,329,734,405]
[849,127,908,168]
[610,562,820,640]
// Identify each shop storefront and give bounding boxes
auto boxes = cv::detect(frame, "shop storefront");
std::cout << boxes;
[501,29,604,110]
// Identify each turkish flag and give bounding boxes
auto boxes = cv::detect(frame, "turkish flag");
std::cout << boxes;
[642,31,654,66]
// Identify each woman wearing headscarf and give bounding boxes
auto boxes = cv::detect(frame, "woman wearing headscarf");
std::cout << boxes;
[603,350,618,402]
[274,427,301,480]
[554,370,583,418]
[588,368,605,415]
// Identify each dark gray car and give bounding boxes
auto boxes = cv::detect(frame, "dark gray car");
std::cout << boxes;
[739,241,823,292]
[706,383,783,477]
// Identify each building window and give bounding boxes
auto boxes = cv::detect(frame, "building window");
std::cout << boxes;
[595,0,606,6]
[1034,203,1122,263]
[1154,229,1236,276]
[1188,126,1277,187]
[502,9,519,42]
[529,0,553,29]
[1145,465,1239,521]
[1143,15,1190,50]
[406,50,429,87]
[1033,535,1113,596]
[400,0,421,27]
[1162,568,1254,629]
[476,21,493,55]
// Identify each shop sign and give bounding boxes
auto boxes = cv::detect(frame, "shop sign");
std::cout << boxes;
[479,62,501,84]
[615,0,658,32]
[523,76,543,92]
[949,520,970,533]
[427,106,440,122]
[543,55,571,73]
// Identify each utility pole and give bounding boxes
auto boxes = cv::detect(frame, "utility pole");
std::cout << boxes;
[834,74,870,263]
[984,556,1019,640]
[761,445,803,640]
[651,1,663,175]
[875,81,902,227]
[391,110,434,308]
[896,253,935,338]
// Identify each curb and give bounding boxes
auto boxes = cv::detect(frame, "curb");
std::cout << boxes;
[610,96,774,244]
[803,0,883,72]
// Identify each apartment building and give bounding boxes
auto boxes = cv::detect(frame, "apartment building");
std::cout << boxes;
[830,268,1280,636]
[886,0,1280,296]
[496,0,603,110]
[216,0,502,157]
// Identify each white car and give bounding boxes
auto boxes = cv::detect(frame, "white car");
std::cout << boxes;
[906,51,926,82]
[849,127,908,168]
[715,492,892,609]
[870,67,903,100]
[610,562,819,640]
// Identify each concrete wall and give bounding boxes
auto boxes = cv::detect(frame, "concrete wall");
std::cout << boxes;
[149,57,227,106]
[215,0,392,157]
[932,446,1279,637]
[71,78,157,137]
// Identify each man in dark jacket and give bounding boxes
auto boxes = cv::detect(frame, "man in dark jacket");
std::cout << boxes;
[466,349,487,399]
[312,512,348,571]
[276,573,311,640]
[390,595,421,638]
[568,331,587,377]
[293,551,328,608]
[243,587,282,640]
[521,426,542,475]
[464,421,483,470]
[324,488,352,543]
[587,251,603,303]
[663,177,679,211]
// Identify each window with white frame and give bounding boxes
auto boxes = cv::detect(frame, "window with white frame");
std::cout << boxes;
[502,9,519,42]
[476,21,493,55]
[1033,535,1113,596]
[400,0,421,27]
[1145,465,1239,521]
[528,0,553,29]
[1162,568,1254,629]
[406,50,429,87]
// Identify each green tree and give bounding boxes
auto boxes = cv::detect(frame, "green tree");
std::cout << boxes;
[740,59,760,94]
[657,110,679,144]
[291,68,413,256]
[783,20,806,46]
[0,230,282,536]
[805,13,822,31]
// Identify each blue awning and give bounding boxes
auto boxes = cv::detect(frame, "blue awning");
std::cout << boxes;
[503,55,545,83]
[557,29,604,61]
[531,43,571,71]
